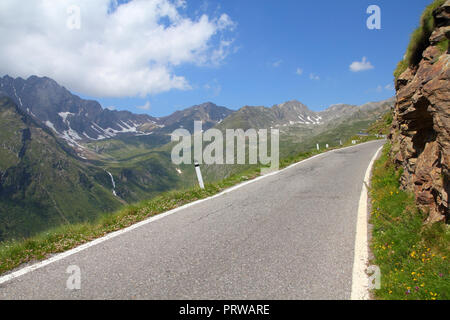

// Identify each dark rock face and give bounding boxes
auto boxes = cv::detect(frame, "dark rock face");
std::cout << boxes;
[390,2,449,223]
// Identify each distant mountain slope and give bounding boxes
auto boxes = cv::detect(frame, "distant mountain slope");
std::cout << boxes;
[0,97,123,241]
[0,95,194,241]
[319,98,395,124]
[0,75,157,146]
[155,102,234,133]
[218,98,394,131]
[216,100,321,131]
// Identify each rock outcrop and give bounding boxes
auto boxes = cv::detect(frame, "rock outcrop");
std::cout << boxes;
[390,1,449,223]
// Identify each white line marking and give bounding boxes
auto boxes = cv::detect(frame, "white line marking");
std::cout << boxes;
[0,140,383,286]
[350,145,383,300]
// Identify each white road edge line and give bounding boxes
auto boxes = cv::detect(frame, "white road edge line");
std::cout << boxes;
[350,144,383,300]
[0,140,383,286]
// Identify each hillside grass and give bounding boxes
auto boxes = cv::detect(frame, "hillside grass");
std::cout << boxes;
[0,135,384,276]
[367,111,393,136]
[369,143,449,300]
[393,0,446,80]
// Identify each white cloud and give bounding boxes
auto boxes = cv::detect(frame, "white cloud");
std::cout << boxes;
[136,101,151,110]
[204,78,221,97]
[367,83,395,94]
[272,59,283,68]
[296,68,303,75]
[384,83,394,91]
[309,73,320,81]
[217,13,236,31]
[0,0,235,98]
[349,57,374,72]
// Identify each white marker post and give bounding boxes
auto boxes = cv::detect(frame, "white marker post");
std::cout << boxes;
[316,144,320,151]
[326,144,329,149]
[194,160,205,189]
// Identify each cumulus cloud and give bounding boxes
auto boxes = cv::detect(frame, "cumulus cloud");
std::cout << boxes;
[296,68,303,75]
[349,57,374,72]
[0,0,235,98]
[309,73,320,81]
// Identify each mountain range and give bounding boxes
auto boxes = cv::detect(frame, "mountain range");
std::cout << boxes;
[0,75,393,146]
[0,75,394,240]
[0,76,157,143]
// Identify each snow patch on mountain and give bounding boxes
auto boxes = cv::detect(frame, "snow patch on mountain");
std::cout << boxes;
[44,121,57,132]
[58,112,74,122]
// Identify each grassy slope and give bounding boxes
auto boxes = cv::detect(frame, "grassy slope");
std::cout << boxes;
[369,143,449,300]
[394,0,446,80]
[0,98,122,241]
[367,111,393,135]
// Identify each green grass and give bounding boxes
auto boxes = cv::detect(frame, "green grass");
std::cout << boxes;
[437,38,449,54]
[0,167,261,275]
[367,111,393,135]
[393,0,446,80]
[394,59,409,81]
[369,143,449,300]
[0,135,384,276]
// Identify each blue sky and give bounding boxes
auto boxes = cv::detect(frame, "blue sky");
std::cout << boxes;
[95,0,431,115]
[2,0,432,116]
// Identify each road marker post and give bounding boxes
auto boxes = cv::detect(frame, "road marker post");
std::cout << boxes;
[316,144,319,151]
[194,160,205,189]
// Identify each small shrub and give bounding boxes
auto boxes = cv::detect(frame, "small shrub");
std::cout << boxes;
[437,38,449,53]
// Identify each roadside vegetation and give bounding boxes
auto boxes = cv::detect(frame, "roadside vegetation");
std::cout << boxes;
[394,0,446,80]
[367,111,393,136]
[369,143,449,300]
[0,133,383,276]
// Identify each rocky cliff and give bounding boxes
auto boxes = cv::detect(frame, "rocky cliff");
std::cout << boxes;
[390,1,449,223]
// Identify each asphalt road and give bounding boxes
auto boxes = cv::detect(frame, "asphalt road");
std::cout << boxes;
[0,140,384,300]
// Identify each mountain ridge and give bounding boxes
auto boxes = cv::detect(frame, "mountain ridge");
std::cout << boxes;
[0,75,395,142]
[0,75,157,145]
